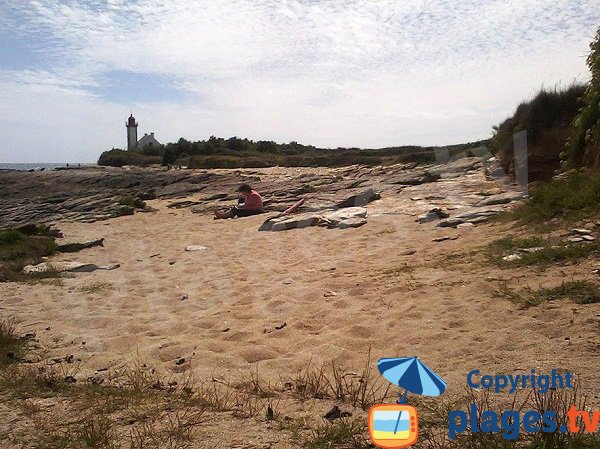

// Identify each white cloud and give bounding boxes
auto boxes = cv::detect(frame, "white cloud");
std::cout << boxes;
[0,0,598,162]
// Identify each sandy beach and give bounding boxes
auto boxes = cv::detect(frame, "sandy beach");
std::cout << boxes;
[3,164,599,396]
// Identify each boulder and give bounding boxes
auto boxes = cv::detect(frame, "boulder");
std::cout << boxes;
[259,213,321,232]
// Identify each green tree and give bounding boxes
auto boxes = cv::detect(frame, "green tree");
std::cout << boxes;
[162,146,178,166]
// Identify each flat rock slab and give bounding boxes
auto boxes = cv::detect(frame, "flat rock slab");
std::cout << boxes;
[437,207,504,228]
[432,235,459,242]
[259,207,368,232]
[388,170,440,186]
[23,262,120,274]
[476,191,526,207]
[571,229,593,235]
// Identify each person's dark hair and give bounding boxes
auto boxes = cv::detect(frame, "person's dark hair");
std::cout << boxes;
[237,184,252,193]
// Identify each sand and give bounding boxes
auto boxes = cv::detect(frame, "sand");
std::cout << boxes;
[3,166,600,402]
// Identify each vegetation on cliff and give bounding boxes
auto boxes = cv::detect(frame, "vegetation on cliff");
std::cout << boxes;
[489,83,586,181]
[98,137,489,169]
[564,27,600,169]
[491,27,600,180]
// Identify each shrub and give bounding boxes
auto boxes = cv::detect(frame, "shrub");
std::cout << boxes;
[98,149,161,167]
[118,196,146,209]
[0,226,59,281]
[511,170,600,222]
[0,230,57,263]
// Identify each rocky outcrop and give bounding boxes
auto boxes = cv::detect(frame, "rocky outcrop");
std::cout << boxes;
[259,207,368,232]
[0,156,523,230]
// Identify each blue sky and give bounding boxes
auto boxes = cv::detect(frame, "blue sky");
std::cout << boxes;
[0,0,598,163]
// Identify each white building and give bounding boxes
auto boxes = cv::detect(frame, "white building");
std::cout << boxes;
[137,132,162,149]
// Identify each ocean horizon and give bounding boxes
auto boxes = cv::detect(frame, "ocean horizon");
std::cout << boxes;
[0,163,96,171]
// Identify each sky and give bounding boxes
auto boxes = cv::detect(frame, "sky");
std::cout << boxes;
[0,1,598,163]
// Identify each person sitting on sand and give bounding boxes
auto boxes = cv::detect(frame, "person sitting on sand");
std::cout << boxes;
[214,184,264,219]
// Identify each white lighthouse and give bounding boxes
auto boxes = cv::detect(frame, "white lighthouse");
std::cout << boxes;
[126,114,138,150]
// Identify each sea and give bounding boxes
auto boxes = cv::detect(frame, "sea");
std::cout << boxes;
[0,163,95,171]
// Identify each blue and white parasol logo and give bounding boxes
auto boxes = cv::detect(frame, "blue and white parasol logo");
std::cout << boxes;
[377,356,447,403]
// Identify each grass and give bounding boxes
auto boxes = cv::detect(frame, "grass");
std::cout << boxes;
[304,418,370,449]
[510,170,600,223]
[283,351,393,410]
[3,320,600,449]
[0,229,57,262]
[485,235,600,268]
[79,282,114,294]
[0,226,59,282]
[0,319,27,367]
[496,280,600,307]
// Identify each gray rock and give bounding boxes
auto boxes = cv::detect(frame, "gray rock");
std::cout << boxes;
[335,188,381,208]
[337,217,367,229]
[455,208,504,219]
[437,218,466,228]
[417,208,449,223]
[571,229,592,236]
[438,207,504,227]
[259,207,368,232]
[389,170,440,186]
[476,192,526,207]
[432,235,459,242]
[23,262,120,274]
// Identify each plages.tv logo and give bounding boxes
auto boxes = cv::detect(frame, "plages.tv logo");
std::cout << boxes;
[369,357,447,448]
